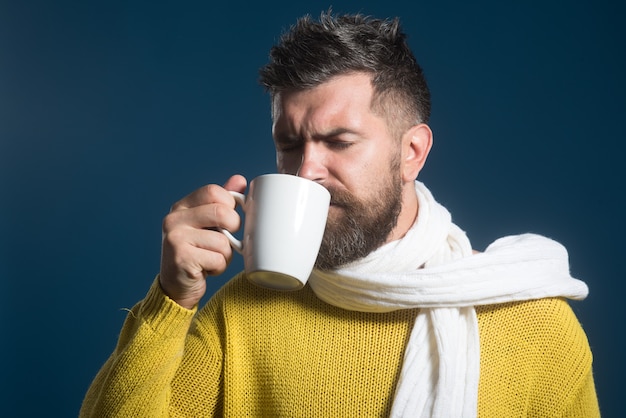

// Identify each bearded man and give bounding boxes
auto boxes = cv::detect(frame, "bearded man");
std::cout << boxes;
[81,11,599,417]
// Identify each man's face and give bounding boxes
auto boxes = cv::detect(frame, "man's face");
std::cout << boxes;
[272,73,404,269]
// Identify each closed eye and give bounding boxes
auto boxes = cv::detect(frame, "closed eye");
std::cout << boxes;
[275,138,303,152]
[326,141,353,150]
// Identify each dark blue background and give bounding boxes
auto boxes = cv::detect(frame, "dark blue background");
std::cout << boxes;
[1,0,623,416]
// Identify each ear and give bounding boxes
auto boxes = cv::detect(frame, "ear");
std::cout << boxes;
[401,123,433,182]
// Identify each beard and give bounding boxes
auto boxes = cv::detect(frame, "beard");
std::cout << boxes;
[314,157,403,271]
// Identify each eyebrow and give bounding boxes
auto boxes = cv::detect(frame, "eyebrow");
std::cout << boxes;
[274,127,359,143]
[313,128,356,140]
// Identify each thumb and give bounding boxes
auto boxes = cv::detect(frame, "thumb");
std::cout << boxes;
[223,174,247,194]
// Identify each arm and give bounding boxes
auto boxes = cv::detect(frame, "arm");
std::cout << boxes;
[562,369,600,418]
[80,175,246,416]
[533,299,601,418]
[80,279,196,417]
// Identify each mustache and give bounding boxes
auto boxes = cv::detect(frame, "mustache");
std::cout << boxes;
[326,187,358,208]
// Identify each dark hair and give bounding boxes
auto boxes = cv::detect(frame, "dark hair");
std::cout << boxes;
[259,11,431,131]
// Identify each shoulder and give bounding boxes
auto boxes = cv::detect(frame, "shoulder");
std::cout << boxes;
[476,297,590,348]
[476,297,592,364]
[476,298,595,415]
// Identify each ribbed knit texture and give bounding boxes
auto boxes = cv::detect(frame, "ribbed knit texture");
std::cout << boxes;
[81,274,599,417]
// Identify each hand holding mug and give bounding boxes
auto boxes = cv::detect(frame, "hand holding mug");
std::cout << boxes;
[159,175,247,309]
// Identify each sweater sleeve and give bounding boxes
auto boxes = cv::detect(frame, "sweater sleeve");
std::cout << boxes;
[562,368,600,417]
[476,298,600,417]
[539,300,600,418]
[79,277,199,417]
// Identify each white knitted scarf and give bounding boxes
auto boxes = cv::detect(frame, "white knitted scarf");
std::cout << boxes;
[308,181,589,418]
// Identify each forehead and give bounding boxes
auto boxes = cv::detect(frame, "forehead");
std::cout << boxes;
[271,73,377,131]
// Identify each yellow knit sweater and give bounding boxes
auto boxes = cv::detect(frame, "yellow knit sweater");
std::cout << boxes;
[81,273,600,417]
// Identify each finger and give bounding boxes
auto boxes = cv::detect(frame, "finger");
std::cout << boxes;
[163,203,241,236]
[163,228,234,276]
[170,182,236,212]
[223,174,247,194]
[175,241,232,277]
[170,184,229,212]
[177,226,233,254]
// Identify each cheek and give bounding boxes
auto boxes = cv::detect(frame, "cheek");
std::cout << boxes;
[339,149,386,186]
[349,154,397,199]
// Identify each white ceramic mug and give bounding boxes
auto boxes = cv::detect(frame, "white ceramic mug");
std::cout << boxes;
[221,174,330,290]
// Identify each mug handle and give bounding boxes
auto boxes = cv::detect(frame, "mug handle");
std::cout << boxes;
[220,191,245,253]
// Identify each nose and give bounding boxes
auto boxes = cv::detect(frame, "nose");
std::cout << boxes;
[296,142,327,183]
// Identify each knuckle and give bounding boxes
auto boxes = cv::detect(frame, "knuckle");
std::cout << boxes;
[204,184,223,199]
[212,204,238,230]
[162,211,180,232]
[163,227,185,247]
[169,196,187,212]
[211,203,228,222]
[207,253,228,276]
